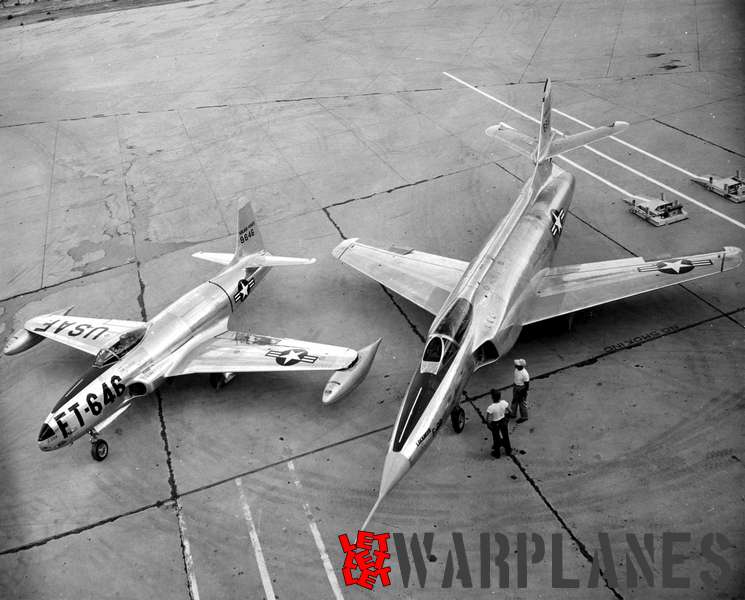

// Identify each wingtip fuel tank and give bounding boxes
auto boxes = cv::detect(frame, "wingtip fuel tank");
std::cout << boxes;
[322,338,381,404]
[3,328,44,355]
[4,306,75,355]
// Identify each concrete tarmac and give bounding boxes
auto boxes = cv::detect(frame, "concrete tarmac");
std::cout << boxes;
[1,0,743,598]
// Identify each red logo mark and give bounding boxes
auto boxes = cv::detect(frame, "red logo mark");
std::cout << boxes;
[338,530,392,590]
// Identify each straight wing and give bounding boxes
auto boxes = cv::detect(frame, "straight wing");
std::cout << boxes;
[332,238,469,315]
[168,331,358,376]
[522,246,742,325]
[23,310,145,355]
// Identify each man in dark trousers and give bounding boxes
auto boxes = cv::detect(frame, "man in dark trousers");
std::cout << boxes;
[512,358,530,423]
[485,389,512,458]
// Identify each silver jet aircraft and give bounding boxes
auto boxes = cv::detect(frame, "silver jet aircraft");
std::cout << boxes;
[333,80,742,526]
[4,203,380,461]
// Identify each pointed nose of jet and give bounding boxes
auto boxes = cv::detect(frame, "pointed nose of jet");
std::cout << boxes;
[37,422,56,451]
[362,451,411,530]
[380,451,410,498]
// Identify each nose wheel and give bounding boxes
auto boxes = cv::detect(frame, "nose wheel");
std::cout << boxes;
[450,405,466,433]
[89,432,109,461]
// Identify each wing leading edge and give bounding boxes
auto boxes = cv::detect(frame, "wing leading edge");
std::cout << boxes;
[168,331,358,376]
[522,246,742,325]
[332,238,468,315]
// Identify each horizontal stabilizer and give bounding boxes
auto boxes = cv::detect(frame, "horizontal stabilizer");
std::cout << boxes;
[192,252,233,265]
[548,121,628,158]
[485,123,536,159]
[192,251,315,267]
[242,254,316,267]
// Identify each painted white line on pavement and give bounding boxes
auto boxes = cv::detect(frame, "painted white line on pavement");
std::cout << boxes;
[288,460,345,600]
[177,503,202,600]
[442,71,745,232]
[236,478,277,600]
[553,108,699,179]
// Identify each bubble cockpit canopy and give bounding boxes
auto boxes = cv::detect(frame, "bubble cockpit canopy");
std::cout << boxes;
[94,326,147,367]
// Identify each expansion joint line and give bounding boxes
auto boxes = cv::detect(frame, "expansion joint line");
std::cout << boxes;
[157,390,201,600]
[462,392,624,600]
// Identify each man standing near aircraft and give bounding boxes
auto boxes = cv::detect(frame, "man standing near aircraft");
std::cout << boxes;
[486,389,511,458]
[512,359,530,422]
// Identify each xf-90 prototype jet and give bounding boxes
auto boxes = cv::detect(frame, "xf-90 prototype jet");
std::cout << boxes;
[4,203,380,461]
[333,79,742,527]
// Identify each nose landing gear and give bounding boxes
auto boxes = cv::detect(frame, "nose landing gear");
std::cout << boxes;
[89,431,109,461]
[450,405,466,433]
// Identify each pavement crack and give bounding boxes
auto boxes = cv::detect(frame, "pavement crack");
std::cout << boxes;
[509,455,624,600]
[157,390,198,600]
[1,261,136,303]
[0,499,169,556]
[464,394,624,599]
[0,88,444,129]
[652,117,745,159]
[322,163,489,210]
[321,206,427,343]
[134,260,148,321]
[321,206,345,239]
[378,286,426,343]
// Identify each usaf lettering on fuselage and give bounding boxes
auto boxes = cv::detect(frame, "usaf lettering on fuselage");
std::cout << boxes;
[54,375,126,439]
[34,320,109,340]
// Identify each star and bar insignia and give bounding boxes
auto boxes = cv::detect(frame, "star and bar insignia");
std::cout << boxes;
[233,278,256,303]
[637,258,713,275]
[265,347,319,366]
[550,208,566,237]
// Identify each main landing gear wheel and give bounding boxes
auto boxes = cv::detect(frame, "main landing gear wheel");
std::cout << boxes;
[91,438,109,461]
[210,373,225,391]
[209,372,236,391]
[451,406,466,433]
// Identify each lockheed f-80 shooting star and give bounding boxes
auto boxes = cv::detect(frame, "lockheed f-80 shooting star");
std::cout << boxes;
[4,203,380,461]
[333,79,742,527]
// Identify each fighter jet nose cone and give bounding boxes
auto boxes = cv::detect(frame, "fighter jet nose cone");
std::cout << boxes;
[380,452,411,498]
[362,452,412,530]
[38,423,54,443]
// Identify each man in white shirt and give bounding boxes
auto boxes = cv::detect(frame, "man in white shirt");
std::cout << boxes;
[485,389,511,458]
[512,358,530,423]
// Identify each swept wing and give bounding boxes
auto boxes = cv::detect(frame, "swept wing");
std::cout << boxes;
[522,247,742,325]
[332,238,468,315]
[168,331,358,376]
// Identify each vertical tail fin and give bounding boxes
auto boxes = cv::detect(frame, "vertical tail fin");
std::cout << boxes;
[535,78,553,163]
[233,201,264,263]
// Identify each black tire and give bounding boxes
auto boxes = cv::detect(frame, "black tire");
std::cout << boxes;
[91,439,108,461]
[451,406,466,433]
[209,373,224,391]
